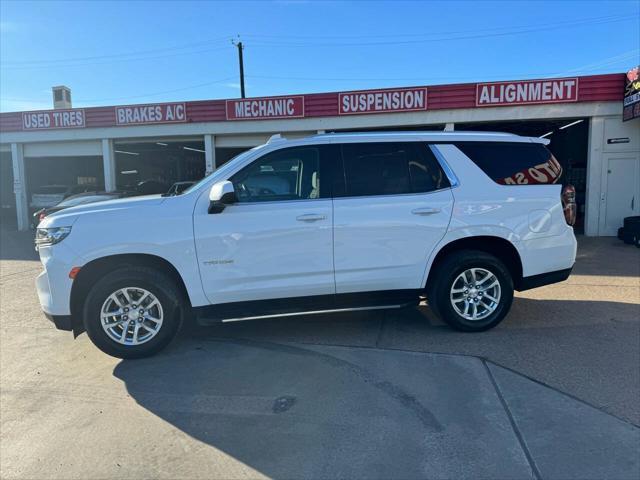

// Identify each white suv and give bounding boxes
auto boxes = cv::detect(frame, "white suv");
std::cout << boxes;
[35,132,577,358]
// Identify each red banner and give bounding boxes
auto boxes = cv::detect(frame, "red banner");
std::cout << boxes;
[476,78,578,107]
[339,88,427,115]
[22,109,85,130]
[226,96,304,120]
[115,103,186,125]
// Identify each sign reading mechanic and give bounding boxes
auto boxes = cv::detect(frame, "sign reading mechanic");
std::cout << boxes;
[339,87,427,115]
[476,78,578,107]
[115,102,186,125]
[22,109,85,130]
[226,96,304,120]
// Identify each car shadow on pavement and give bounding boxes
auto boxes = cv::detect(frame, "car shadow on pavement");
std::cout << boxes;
[112,297,639,478]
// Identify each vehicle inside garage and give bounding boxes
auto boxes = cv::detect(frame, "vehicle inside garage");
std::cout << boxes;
[24,155,104,219]
[113,139,206,194]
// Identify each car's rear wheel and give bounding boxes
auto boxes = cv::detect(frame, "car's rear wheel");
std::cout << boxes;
[83,266,184,358]
[427,250,514,332]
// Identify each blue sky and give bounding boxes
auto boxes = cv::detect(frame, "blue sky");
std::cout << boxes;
[0,0,638,112]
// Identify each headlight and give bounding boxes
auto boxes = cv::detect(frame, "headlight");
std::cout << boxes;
[35,226,72,249]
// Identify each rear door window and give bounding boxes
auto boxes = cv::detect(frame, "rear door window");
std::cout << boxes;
[339,142,450,197]
[455,142,562,185]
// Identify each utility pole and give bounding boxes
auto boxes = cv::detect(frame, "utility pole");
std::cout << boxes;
[232,39,246,98]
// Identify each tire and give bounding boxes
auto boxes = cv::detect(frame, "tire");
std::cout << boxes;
[623,216,640,229]
[622,229,636,245]
[83,266,184,359]
[427,250,514,332]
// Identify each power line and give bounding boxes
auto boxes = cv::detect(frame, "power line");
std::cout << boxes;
[2,13,634,68]
[1,36,232,66]
[74,76,238,102]
[245,15,636,47]
[0,45,231,70]
[241,14,632,40]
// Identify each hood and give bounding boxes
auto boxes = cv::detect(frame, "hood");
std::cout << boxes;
[41,195,165,227]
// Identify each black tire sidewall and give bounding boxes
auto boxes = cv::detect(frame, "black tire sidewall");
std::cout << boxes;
[83,268,183,359]
[435,252,514,332]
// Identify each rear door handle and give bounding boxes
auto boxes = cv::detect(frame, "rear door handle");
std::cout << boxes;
[411,207,441,216]
[296,214,326,222]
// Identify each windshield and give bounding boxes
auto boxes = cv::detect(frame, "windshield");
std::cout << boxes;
[181,146,265,195]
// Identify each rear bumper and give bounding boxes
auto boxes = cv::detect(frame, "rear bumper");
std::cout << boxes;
[517,266,573,291]
[44,312,73,331]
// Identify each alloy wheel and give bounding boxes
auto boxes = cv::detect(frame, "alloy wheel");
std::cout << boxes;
[449,268,501,321]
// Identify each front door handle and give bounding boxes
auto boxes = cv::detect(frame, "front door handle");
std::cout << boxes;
[411,207,441,216]
[296,214,326,222]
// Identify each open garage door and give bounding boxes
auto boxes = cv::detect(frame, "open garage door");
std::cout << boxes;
[24,155,104,225]
[113,138,205,195]
[457,118,589,232]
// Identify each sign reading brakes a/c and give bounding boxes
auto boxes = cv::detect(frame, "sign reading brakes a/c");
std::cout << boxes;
[115,103,187,125]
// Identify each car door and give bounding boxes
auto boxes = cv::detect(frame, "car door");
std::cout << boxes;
[333,141,454,293]
[193,144,335,305]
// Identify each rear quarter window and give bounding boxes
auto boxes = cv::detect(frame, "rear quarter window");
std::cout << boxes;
[455,142,562,185]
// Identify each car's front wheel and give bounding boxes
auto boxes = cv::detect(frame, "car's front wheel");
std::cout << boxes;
[427,250,514,332]
[83,266,184,358]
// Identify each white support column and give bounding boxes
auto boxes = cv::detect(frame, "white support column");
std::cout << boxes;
[204,134,216,175]
[10,143,29,231]
[102,139,116,192]
[584,117,605,237]
[444,123,455,131]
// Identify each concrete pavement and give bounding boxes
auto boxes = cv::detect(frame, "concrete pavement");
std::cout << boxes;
[1,226,639,479]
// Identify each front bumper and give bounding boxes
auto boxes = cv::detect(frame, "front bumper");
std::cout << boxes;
[36,243,77,316]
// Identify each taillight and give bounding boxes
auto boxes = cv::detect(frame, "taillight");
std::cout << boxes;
[561,184,576,226]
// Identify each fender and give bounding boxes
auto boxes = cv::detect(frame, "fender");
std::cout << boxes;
[420,225,523,288]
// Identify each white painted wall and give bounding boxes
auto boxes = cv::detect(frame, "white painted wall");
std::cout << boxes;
[585,115,640,236]
[23,140,102,157]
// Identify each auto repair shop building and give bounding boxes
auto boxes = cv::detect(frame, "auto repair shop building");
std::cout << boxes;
[0,72,638,235]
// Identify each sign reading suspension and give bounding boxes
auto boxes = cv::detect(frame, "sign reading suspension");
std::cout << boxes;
[22,109,85,130]
[226,96,304,120]
[339,88,427,115]
[476,78,578,107]
[115,103,186,125]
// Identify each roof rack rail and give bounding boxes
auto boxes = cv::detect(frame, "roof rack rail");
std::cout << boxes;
[267,134,285,144]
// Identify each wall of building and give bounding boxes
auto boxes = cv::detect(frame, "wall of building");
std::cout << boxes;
[1,101,634,234]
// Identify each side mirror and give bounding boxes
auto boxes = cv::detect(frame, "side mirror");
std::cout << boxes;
[208,181,237,214]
